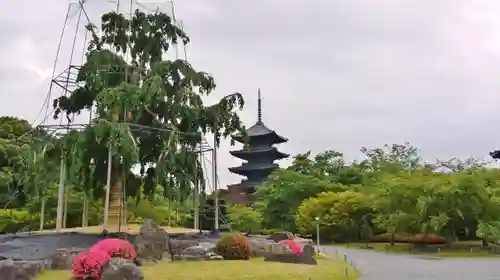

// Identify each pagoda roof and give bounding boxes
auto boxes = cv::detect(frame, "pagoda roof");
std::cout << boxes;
[227,180,261,189]
[231,89,288,144]
[230,146,289,160]
[228,163,278,176]
[232,122,288,144]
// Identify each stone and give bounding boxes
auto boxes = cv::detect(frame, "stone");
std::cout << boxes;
[302,243,316,257]
[134,219,172,263]
[250,238,275,257]
[181,242,216,255]
[0,258,50,280]
[169,239,200,255]
[264,242,292,254]
[263,242,317,265]
[101,258,143,280]
[268,232,293,243]
[176,243,223,261]
[264,251,317,265]
[50,248,86,270]
[0,259,15,280]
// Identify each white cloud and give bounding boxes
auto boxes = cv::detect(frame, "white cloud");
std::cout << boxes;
[2,0,500,189]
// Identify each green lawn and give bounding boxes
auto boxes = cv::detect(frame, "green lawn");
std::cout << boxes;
[35,257,359,280]
[334,241,500,258]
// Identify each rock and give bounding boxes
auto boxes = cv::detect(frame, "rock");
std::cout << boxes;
[264,250,317,265]
[206,252,223,260]
[176,243,223,261]
[0,259,15,280]
[50,248,86,270]
[264,242,317,265]
[264,242,292,254]
[134,219,172,263]
[169,239,199,255]
[181,242,216,255]
[0,258,50,280]
[295,237,314,248]
[302,243,316,256]
[264,252,317,265]
[101,258,143,280]
[249,238,277,257]
[268,232,294,243]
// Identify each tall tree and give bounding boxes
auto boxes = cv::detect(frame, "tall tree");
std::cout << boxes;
[0,116,39,208]
[256,152,349,232]
[52,10,246,227]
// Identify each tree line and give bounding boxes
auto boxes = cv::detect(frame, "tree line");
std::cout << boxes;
[232,143,500,246]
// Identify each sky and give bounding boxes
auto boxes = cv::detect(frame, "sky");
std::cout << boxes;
[2,0,500,190]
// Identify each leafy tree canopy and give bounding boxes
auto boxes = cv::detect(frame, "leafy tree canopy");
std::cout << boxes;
[52,9,246,200]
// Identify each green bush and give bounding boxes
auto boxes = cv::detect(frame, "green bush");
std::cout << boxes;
[260,228,284,235]
[215,233,251,260]
[0,209,33,232]
[227,204,262,233]
[370,232,446,245]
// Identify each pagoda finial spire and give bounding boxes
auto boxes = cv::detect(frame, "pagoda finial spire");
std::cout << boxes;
[257,88,262,123]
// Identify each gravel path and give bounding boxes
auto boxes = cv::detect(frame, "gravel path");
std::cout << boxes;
[322,246,500,280]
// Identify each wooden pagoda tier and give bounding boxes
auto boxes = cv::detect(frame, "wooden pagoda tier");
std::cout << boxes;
[227,89,289,202]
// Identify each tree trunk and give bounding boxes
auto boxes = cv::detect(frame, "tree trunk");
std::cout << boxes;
[390,232,395,246]
[107,166,125,233]
[482,237,488,247]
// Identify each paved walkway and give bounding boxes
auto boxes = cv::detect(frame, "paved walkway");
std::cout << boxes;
[322,246,500,280]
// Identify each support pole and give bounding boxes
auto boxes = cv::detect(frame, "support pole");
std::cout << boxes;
[63,184,69,228]
[82,194,88,227]
[56,157,66,231]
[213,134,219,230]
[35,151,45,232]
[103,147,112,231]
[193,146,201,230]
[39,198,45,231]
[315,216,321,253]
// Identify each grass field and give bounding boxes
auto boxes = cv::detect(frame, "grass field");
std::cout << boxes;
[35,258,359,280]
[335,241,500,258]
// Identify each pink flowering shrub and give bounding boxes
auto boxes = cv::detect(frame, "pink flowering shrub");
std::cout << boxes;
[91,238,137,259]
[279,239,304,256]
[72,249,111,280]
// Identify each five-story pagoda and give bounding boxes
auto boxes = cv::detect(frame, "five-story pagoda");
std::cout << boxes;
[226,89,289,204]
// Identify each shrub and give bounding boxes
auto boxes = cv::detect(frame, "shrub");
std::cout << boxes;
[370,232,446,245]
[227,205,262,233]
[279,239,303,256]
[215,233,251,260]
[91,238,137,259]
[72,249,111,280]
[260,228,283,235]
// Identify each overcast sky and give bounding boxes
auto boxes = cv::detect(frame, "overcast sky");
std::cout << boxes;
[2,0,500,189]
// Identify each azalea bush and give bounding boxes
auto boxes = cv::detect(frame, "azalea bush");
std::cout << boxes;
[279,239,303,256]
[92,238,137,259]
[215,233,251,260]
[72,249,111,280]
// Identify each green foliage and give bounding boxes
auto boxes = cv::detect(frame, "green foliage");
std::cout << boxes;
[215,233,251,260]
[296,191,373,242]
[52,9,246,202]
[126,198,188,226]
[0,116,38,207]
[256,151,356,232]
[253,141,500,246]
[227,204,262,233]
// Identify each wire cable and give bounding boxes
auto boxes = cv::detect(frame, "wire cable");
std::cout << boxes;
[31,4,72,128]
